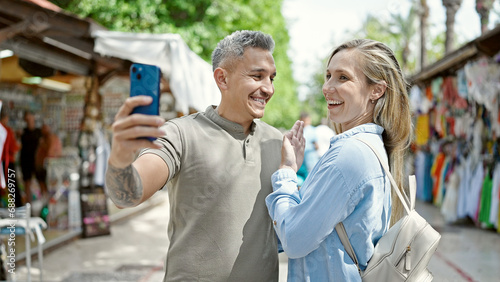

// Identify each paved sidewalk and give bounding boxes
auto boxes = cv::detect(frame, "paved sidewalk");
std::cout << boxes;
[11,192,169,282]
[9,191,500,282]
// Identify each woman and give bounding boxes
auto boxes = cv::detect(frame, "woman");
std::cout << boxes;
[266,39,412,281]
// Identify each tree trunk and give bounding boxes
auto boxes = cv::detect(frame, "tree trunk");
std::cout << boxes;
[476,0,494,34]
[442,0,462,54]
[420,0,429,70]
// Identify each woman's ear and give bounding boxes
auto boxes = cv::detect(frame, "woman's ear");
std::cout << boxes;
[214,67,228,90]
[371,81,387,101]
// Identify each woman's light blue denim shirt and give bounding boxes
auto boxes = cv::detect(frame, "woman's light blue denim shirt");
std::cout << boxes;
[266,123,392,281]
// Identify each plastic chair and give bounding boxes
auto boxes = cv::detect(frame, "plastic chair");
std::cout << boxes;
[0,203,47,282]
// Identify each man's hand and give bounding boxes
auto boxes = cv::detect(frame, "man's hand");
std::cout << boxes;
[105,95,166,208]
[280,120,305,172]
[108,95,166,168]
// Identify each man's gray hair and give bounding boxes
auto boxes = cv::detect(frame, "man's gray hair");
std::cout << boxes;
[211,30,275,71]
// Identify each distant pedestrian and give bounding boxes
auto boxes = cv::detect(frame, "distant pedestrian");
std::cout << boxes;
[35,123,62,201]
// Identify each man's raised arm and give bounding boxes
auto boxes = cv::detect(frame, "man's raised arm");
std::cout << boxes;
[105,96,167,208]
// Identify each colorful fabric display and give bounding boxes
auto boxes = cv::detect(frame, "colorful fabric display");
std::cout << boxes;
[431,152,446,206]
[412,55,500,232]
[415,114,430,146]
[492,164,500,228]
[441,170,460,223]
[468,162,485,223]
[442,76,468,109]
[479,170,494,228]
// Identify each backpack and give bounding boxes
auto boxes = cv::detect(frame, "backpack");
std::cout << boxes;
[335,136,441,281]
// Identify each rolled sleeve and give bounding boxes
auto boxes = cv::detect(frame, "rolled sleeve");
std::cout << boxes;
[266,154,355,259]
[139,121,183,181]
[271,168,298,191]
[266,168,303,256]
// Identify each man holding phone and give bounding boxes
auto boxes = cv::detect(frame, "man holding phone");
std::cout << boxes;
[105,30,282,281]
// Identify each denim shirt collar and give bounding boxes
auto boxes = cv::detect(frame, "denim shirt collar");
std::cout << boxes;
[330,123,385,145]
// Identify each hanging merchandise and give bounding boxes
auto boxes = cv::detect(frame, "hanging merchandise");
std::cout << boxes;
[479,168,494,229]
[465,58,500,113]
[92,124,110,187]
[456,68,468,99]
[431,151,446,206]
[411,53,500,232]
[78,129,110,238]
[409,85,433,115]
[441,170,460,223]
[455,141,473,219]
[442,76,468,110]
[414,151,427,200]
[45,156,81,230]
[80,186,110,238]
[78,76,111,238]
[415,114,431,146]
[491,160,500,229]
[0,121,6,189]
[431,77,443,99]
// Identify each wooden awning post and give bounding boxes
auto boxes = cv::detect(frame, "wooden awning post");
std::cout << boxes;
[80,74,102,133]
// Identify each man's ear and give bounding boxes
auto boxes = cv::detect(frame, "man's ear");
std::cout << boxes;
[370,81,387,101]
[214,67,228,90]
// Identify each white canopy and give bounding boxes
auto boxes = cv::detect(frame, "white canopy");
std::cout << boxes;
[92,30,221,114]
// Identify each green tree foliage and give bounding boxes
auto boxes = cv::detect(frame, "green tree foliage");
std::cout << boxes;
[52,0,299,129]
[355,13,419,75]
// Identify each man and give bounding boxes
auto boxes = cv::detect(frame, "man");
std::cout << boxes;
[105,30,282,281]
[20,111,42,204]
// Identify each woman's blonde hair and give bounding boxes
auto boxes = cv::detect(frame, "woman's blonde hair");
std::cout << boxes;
[327,39,413,225]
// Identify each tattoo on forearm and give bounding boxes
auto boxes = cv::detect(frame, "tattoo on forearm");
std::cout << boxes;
[105,164,143,207]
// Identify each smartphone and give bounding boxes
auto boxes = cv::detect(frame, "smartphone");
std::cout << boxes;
[130,63,161,141]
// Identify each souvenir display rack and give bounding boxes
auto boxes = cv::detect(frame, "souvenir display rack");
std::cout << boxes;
[78,76,111,238]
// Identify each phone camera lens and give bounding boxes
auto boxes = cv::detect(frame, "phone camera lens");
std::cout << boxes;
[137,73,142,80]
[132,67,137,73]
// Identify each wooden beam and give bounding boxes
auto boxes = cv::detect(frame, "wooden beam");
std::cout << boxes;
[42,36,93,60]
[0,18,49,43]
[0,37,92,75]
[0,1,131,79]
[0,19,29,42]
[409,44,478,84]
[0,0,92,37]
[409,25,500,84]
[475,25,500,57]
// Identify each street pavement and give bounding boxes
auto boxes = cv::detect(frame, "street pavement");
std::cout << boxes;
[9,190,500,282]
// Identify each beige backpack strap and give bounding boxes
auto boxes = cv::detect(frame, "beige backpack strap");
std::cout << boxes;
[409,175,416,210]
[335,222,361,273]
[335,135,415,271]
[353,136,412,214]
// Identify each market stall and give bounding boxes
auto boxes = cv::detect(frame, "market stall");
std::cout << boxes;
[0,0,130,238]
[409,24,500,233]
[0,0,222,244]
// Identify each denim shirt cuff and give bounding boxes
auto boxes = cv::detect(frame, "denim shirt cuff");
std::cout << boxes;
[271,168,298,191]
